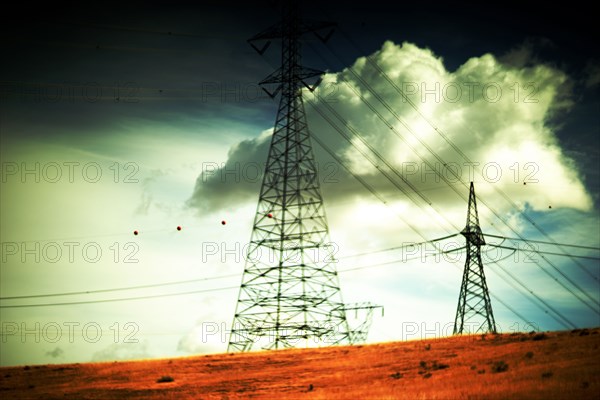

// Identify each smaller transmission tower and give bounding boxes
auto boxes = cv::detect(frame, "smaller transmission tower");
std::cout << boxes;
[453,182,496,334]
[343,303,384,344]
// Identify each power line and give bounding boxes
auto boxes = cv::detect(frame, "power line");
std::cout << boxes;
[487,293,536,332]
[488,261,577,329]
[0,247,465,308]
[339,233,460,259]
[37,20,239,39]
[0,37,209,54]
[0,273,239,300]
[0,286,239,309]
[3,234,572,332]
[487,244,600,262]
[0,232,461,315]
[485,234,600,251]
[475,245,576,329]
[311,132,454,247]
[306,89,472,237]
[339,246,465,273]
[307,97,458,236]
[0,238,460,302]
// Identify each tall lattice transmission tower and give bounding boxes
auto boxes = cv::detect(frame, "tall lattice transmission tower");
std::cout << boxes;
[453,182,497,334]
[228,4,378,352]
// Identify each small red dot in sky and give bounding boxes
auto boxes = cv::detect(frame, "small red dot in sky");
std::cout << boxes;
[267,213,273,218]
[221,220,226,225]
[134,230,139,235]
[177,226,182,231]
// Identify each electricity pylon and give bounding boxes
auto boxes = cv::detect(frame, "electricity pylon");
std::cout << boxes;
[344,303,384,344]
[227,3,353,352]
[453,182,497,334]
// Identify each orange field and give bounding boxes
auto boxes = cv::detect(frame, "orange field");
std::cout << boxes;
[1,328,599,399]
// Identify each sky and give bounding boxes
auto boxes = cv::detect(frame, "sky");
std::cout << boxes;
[1,1,598,366]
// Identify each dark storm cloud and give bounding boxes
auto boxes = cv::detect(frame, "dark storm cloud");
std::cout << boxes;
[0,2,276,142]
[2,1,596,141]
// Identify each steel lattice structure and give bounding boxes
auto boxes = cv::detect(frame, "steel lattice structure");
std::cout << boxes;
[453,182,497,334]
[227,4,358,352]
[344,303,384,344]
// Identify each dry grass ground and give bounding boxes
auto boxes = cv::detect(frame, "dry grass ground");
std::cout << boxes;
[1,328,599,399]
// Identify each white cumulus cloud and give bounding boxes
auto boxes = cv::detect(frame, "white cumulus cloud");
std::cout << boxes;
[189,40,592,239]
